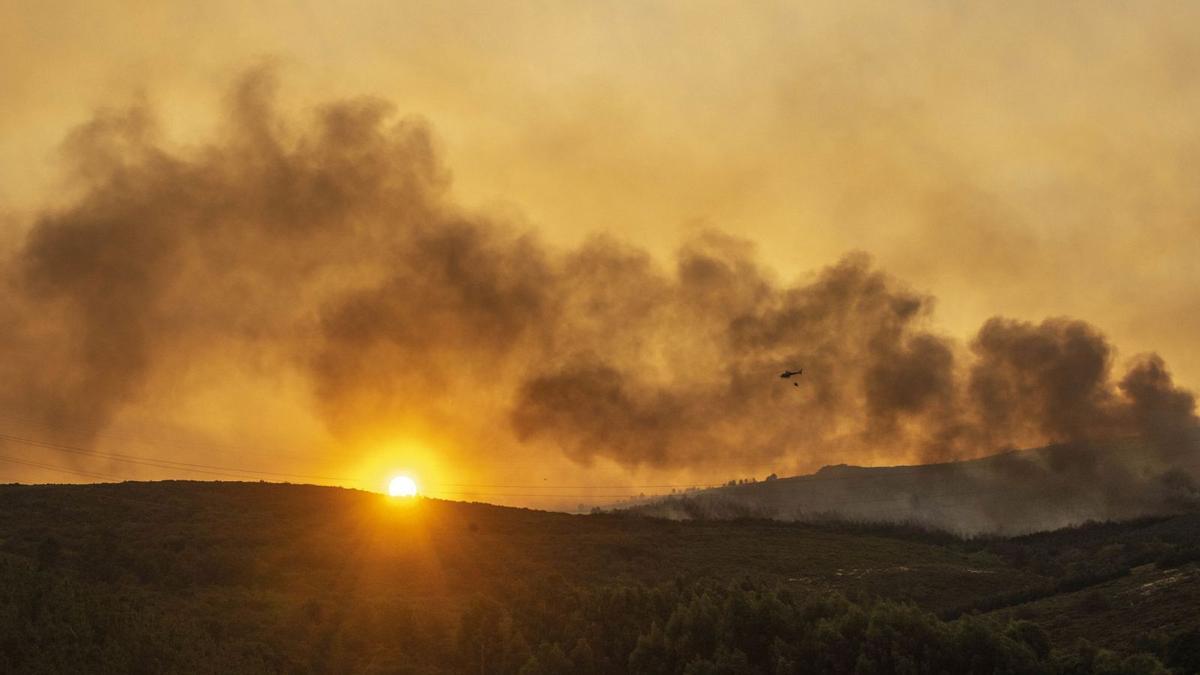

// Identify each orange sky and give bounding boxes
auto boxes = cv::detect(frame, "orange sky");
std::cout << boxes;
[2,2,1199,506]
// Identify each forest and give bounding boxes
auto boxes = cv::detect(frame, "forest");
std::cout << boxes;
[1,481,1198,673]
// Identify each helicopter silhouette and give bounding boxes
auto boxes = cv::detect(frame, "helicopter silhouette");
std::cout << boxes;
[779,368,803,386]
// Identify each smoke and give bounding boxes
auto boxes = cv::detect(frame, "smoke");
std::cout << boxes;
[1119,354,1199,449]
[0,70,1196,489]
[967,318,1120,448]
[964,320,1198,454]
[0,70,449,446]
[510,249,964,467]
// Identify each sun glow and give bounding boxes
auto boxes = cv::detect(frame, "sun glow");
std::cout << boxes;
[388,475,419,497]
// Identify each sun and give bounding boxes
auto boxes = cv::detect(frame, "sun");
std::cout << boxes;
[388,475,419,497]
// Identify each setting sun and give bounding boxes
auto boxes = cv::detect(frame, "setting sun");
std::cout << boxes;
[388,475,419,497]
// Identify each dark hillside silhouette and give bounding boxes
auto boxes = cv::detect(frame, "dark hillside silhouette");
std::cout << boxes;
[1,481,1197,672]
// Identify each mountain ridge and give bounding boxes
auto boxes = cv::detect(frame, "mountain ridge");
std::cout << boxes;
[620,435,1200,534]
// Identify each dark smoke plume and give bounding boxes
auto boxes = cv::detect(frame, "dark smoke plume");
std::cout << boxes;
[0,70,1196,500]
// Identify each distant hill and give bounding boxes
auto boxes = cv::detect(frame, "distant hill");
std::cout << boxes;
[621,436,1200,535]
[1,481,1198,672]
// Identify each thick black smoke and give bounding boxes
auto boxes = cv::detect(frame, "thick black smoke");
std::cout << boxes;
[1,70,1196,486]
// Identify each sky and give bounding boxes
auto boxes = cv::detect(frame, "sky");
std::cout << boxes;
[1,1,1198,507]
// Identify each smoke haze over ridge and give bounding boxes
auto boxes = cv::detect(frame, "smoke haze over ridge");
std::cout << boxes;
[0,68,1196,510]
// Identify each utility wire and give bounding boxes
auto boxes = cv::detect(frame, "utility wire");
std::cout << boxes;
[0,432,362,484]
[1,425,1196,505]
[0,454,123,481]
[0,412,327,463]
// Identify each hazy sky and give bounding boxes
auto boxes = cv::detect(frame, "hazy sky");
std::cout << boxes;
[2,1,1198,504]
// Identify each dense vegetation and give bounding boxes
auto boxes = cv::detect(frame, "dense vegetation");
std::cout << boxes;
[0,482,1198,673]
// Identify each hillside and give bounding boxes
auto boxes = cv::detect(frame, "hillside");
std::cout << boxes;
[622,437,1200,535]
[1,481,1198,672]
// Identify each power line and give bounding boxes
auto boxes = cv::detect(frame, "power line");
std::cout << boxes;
[0,454,1155,535]
[0,412,326,463]
[425,491,674,499]
[0,454,123,481]
[0,419,728,493]
[0,426,727,493]
[428,482,724,489]
[0,432,362,485]
[1,424,1195,507]
[2,449,1197,527]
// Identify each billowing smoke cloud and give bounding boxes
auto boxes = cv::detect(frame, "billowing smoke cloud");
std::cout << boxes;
[509,249,965,467]
[0,70,450,453]
[964,319,1198,455]
[511,261,1197,470]
[1120,354,1199,449]
[967,318,1117,447]
[0,70,1196,491]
